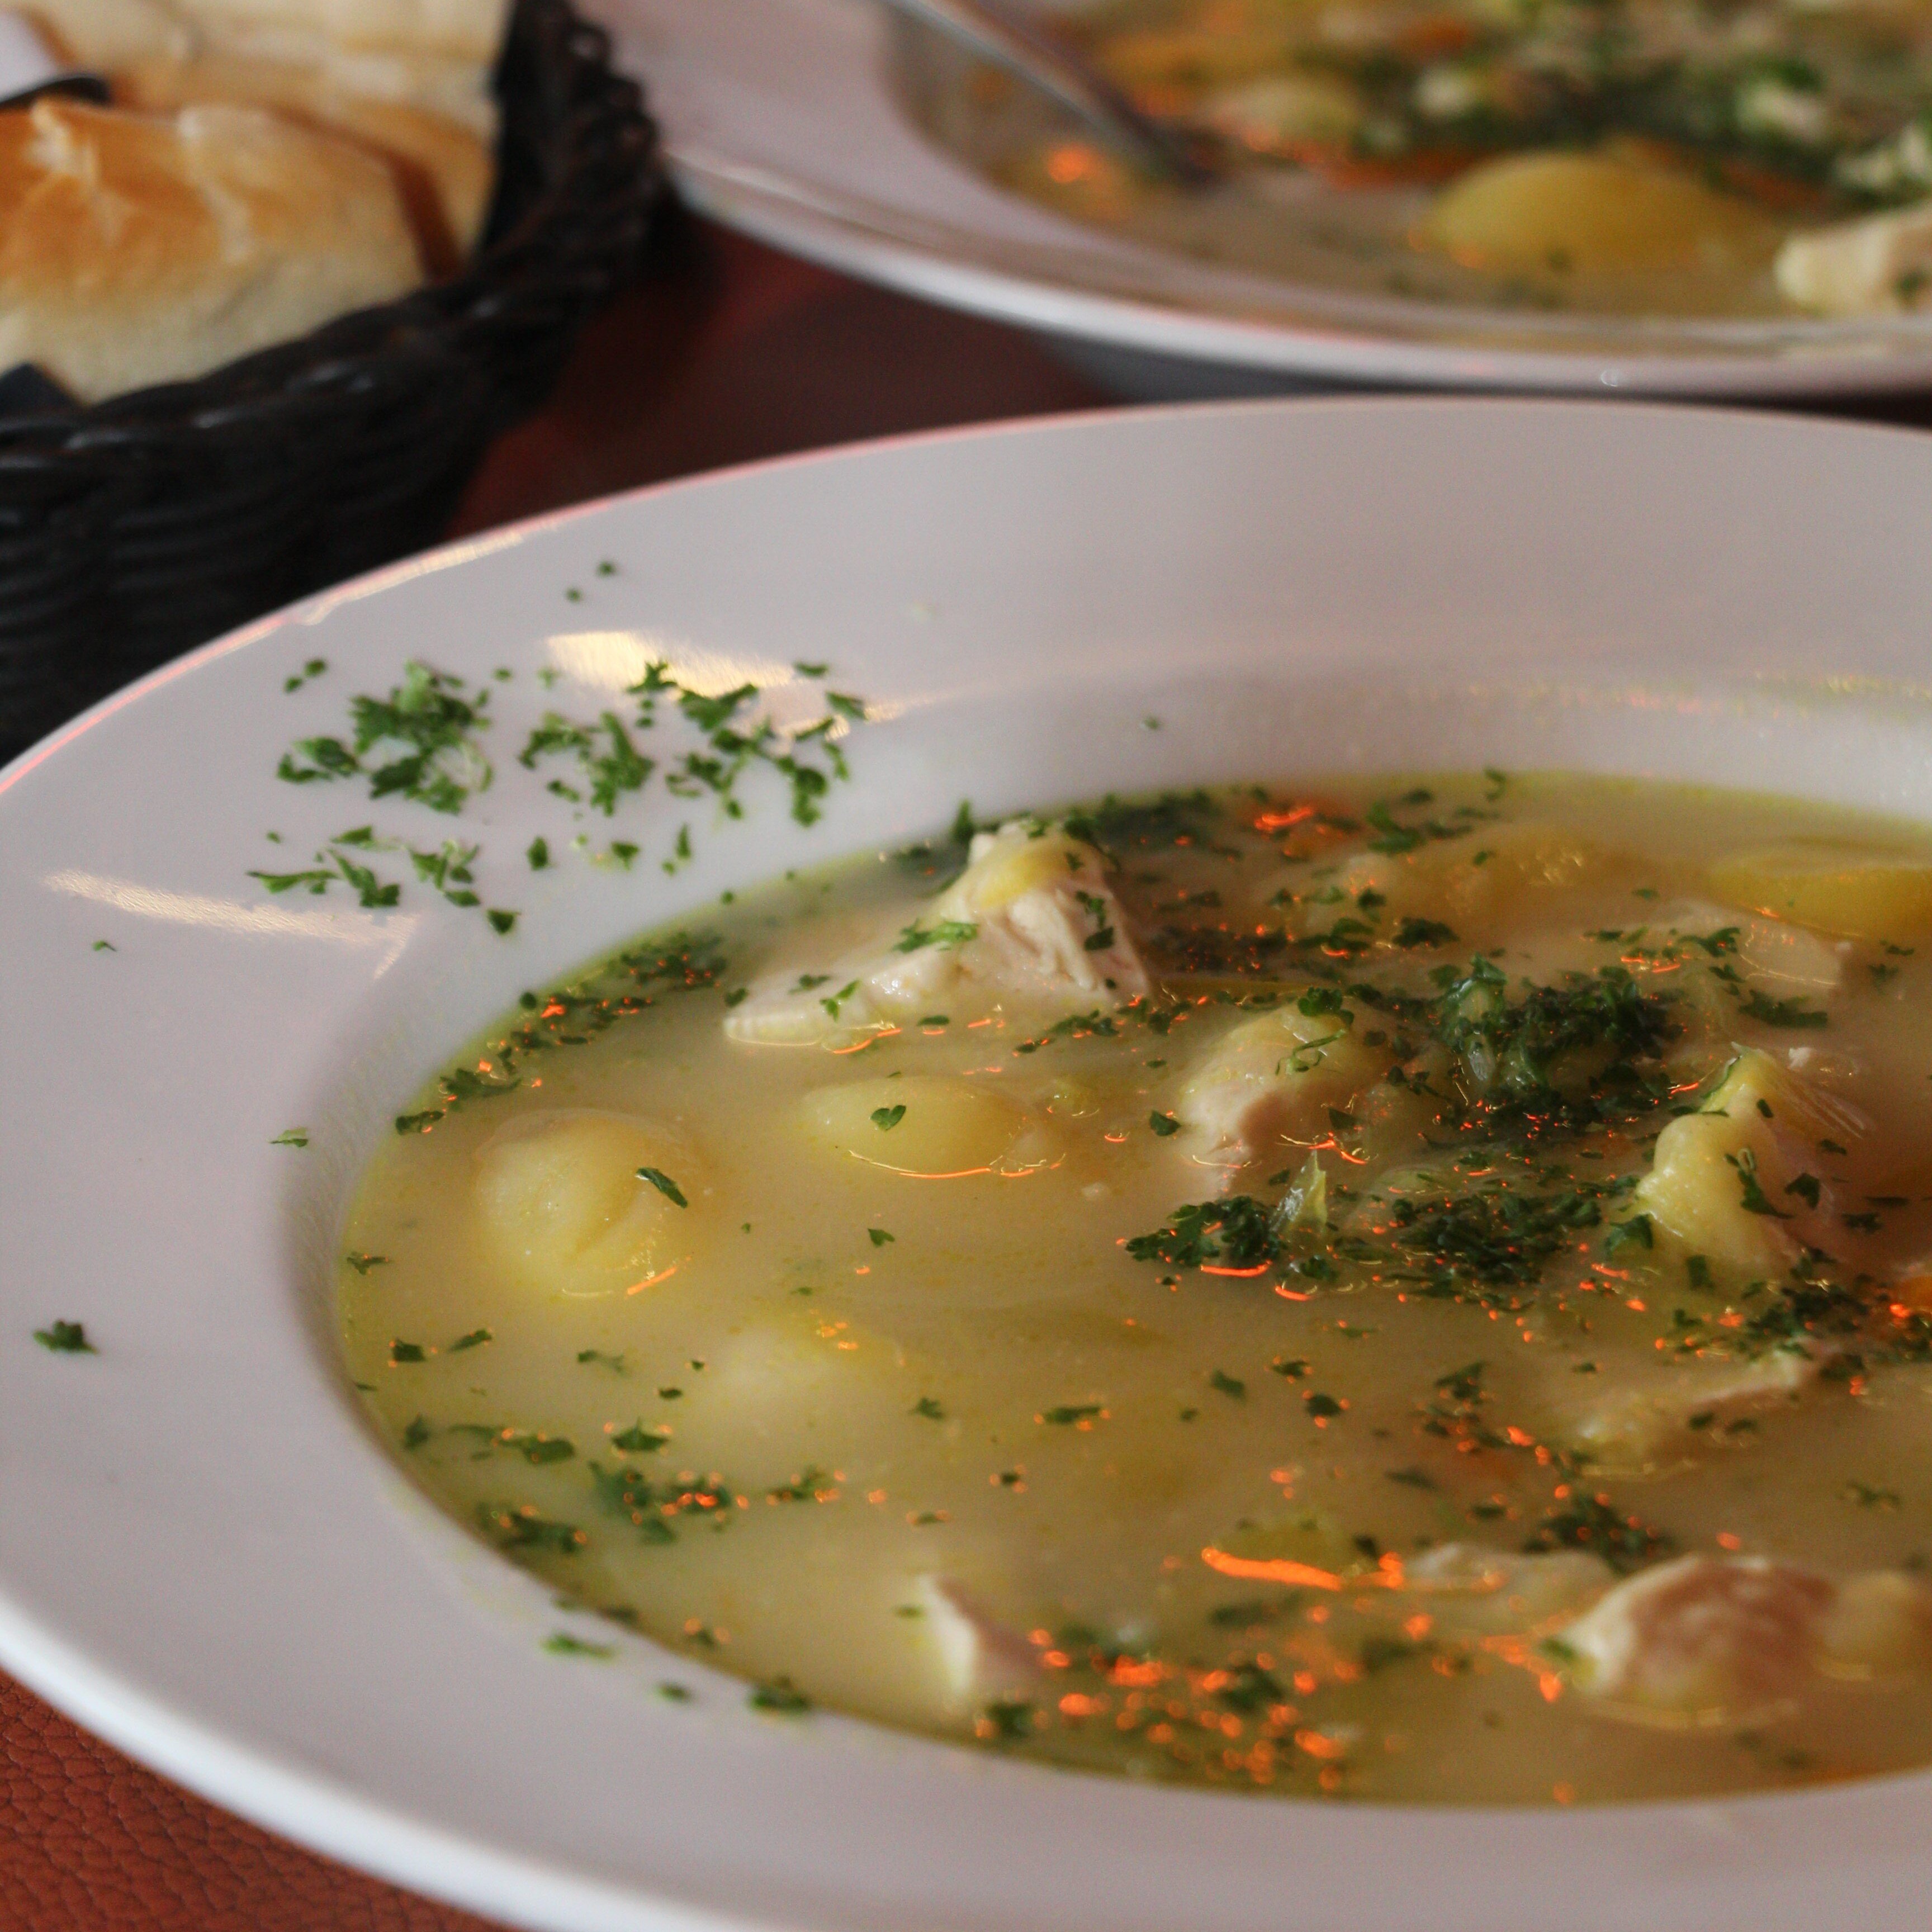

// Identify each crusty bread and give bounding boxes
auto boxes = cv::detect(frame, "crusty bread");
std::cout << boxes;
[0,96,423,402]
[174,0,508,64]
[18,0,196,69]
[116,54,493,268]
[26,0,504,135]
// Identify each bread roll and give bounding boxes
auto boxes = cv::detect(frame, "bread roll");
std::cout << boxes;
[0,96,423,402]
[116,54,493,268]
[27,0,504,135]
[175,0,508,64]
[19,0,196,69]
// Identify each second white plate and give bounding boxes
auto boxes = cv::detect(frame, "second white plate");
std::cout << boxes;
[602,0,1932,399]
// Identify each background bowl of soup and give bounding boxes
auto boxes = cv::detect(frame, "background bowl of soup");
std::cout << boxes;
[605,0,1932,396]
[4,398,1932,1929]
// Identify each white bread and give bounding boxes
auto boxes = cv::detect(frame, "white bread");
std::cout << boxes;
[18,0,197,69]
[0,96,424,402]
[173,0,508,64]
[27,0,504,135]
[116,54,493,267]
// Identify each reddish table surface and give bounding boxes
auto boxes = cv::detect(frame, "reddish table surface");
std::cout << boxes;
[7,210,1929,1931]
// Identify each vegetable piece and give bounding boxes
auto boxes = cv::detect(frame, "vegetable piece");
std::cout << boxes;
[473,1109,705,1296]
[1707,842,1932,941]
[1422,152,1779,277]
[1632,1051,1864,1275]
[802,1076,1036,1178]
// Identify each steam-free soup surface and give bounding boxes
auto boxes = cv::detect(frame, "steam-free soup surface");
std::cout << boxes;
[343,775,1932,1804]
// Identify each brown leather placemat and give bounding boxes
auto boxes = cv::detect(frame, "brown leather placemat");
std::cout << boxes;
[0,1674,506,1931]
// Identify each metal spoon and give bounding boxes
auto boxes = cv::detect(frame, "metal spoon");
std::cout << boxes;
[878,0,1217,183]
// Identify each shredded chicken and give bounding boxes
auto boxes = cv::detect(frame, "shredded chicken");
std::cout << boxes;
[726,821,1147,1049]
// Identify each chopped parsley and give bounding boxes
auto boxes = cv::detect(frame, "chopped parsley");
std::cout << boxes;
[749,1678,811,1714]
[1523,1493,1673,1573]
[32,1320,94,1355]
[543,1633,614,1658]
[612,1423,670,1453]
[1741,991,1829,1030]
[636,1167,689,1208]
[893,920,978,953]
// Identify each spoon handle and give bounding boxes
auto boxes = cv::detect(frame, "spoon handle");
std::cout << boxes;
[880,0,1210,181]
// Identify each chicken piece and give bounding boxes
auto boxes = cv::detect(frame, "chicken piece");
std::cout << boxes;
[1200,71,1361,153]
[904,1575,1041,1718]
[1556,1555,1932,1718]
[1632,1049,1867,1277]
[1564,1347,1822,1471]
[1174,998,1395,1169]
[1404,1543,1613,1636]
[1654,900,1843,994]
[725,821,1147,1049]
[1775,200,1932,317]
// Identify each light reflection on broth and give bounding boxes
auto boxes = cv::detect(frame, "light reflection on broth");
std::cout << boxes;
[342,774,1932,1804]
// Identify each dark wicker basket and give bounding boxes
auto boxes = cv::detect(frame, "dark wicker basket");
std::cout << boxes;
[0,0,665,761]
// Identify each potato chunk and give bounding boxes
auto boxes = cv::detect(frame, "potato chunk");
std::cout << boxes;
[802,1074,1039,1177]
[473,1110,703,1298]
[1820,1571,1932,1679]
[1707,841,1932,942]
[1421,151,1778,276]
[671,1308,916,1475]
[1632,1049,1865,1276]
[1325,821,1627,948]
[1654,899,1843,992]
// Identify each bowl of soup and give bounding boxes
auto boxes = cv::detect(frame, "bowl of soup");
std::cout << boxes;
[5,399,1932,1928]
[614,0,1932,393]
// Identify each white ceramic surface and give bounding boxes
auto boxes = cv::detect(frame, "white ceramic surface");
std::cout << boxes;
[6,400,1932,1932]
[603,0,1932,399]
